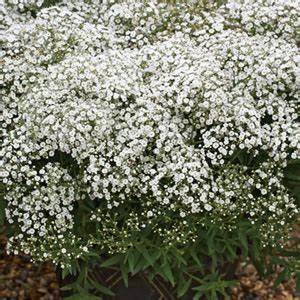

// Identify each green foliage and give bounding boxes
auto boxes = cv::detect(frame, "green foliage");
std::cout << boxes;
[284,160,300,205]
[47,154,299,299]
[0,184,6,227]
[60,214,299,299]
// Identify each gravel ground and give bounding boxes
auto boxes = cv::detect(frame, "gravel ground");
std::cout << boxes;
[0,231,60,300]
[231,262,299,300]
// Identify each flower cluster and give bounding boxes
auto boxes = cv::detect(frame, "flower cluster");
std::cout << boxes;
[1,0,299,264]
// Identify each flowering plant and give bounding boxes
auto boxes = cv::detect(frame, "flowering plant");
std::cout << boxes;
[1,0,299,298]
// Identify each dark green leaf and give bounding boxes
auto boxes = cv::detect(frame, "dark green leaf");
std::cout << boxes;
[136,244,155,266]
[238,231,248,256]
[161,262,175,286]
[284,164,300,181]
[193,291,202,300]
[190,249,202,269]
[128,251,136,273]
[120,263,129,287]
[60,283,75,291]
[177,276,192,298]
[273,268,288,288]
[296,271,300,293]
[101,254,123,268]
[225,242,237,261]
[133,256,147,274]
[0,196,6,226]
[172,248,187,266]
[88,278,115,296]
[62,267,71,279]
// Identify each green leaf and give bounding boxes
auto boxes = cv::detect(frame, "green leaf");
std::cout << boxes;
[136,244,155,266]
[101,254,123,268]
[193,282,212,292]
[250,239,265,275]
[128,251,137,274]
[190,249,203,269]
[133,256,147,274]
[186,273,204,285]
[88,278,115,296]
[61,283,76,291]
[120,263,129,287]
[161,261,175,286]
[172,248,187,266]
[177,276,192,298]
[0,196,6,226]
[287,159,300,165]
[62,267,71,279]
[210,290,218,300]
[287,186,300,202]
[273,268,288,288]
[207,227,217,267]
[87,251,101,259]
[193,291,202,300]
[296,271,300,293]
[225,242,237,261]
[238,231,248,256]
[284,164,300,181]
[280,251,300,259]
[153,248,161,261]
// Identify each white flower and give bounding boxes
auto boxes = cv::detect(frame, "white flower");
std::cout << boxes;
[147,211,153,218]
[1,0,298,262]
[204,204,213,212]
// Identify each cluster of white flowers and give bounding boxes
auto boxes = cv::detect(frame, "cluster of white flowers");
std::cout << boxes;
[1,0,299,262]
[218,0,299,42]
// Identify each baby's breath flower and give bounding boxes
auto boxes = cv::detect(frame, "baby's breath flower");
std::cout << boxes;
[1,0,298,263]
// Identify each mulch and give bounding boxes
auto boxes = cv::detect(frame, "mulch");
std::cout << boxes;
[231,229,300,300]
[0,229,298,300]
[0,231,60,300]
[231,262,299,300]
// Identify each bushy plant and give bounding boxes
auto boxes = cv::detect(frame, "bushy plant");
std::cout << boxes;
[1,0,299,298]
